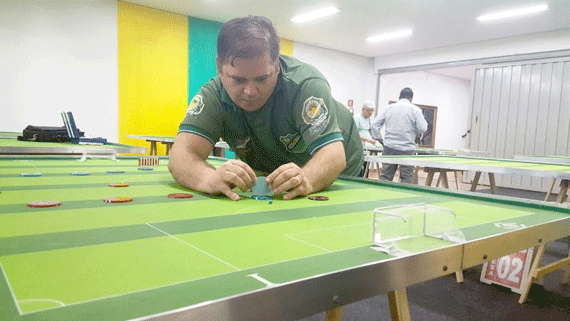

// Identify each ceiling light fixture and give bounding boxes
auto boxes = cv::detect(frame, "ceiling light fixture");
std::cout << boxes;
[476,4,549,21]
[291,6,340,23]
[366,29,413,43]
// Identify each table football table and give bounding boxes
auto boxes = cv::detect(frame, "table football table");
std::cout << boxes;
[1,156,569,320]
[0,137,146,160]
[365,155,570,203]
[362,146,486,181]
[512,155,570,202]
[0,132,21,139]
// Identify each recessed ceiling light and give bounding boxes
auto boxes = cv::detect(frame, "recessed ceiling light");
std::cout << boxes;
[291,6,340,23]
[476,4,549,22]
[366,29,413,43]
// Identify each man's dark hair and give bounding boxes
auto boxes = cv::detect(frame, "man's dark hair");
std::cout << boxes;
[399,87,413,100]
[217,15,280,66]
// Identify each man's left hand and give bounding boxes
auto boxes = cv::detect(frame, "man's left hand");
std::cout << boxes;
[266,162,312,200]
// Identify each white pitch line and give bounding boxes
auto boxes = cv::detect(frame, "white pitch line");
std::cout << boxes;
[247,273,276,287]
[283,234,332,253]
[18,298,65,307]
[0,263,23,315]
[145,223,240,271]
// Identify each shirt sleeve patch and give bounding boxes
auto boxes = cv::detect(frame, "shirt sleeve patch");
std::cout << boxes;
[302,96,329,134]
[279,133,306,153]
[187,95,204,115]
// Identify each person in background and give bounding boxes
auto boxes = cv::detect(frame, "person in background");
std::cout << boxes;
[168,15,363,201]
[353,100,379,145]
[354,100,380,177]
[371,87,427,183]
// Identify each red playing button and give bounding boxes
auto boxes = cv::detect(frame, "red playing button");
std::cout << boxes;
[168,193,193,199]
[28,201,62,208]
[308,195,329,201]
[108,183,129,187]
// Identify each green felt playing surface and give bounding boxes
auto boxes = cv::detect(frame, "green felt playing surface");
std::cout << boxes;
[1,157,569,320]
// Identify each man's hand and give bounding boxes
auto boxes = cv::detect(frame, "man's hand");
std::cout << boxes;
[168,133,257,202]
[204,159,257,201]
[266,162,313,200]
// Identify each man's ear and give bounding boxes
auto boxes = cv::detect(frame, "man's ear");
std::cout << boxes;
[216,57,223,76]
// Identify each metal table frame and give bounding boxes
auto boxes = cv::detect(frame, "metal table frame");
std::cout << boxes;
[0,143,146,160]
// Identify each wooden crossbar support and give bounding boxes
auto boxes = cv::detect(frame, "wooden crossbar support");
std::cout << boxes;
[519,243,570,304]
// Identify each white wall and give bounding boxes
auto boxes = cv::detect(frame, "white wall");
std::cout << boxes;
[374,29,570,71]
[378,71,472,150]
[372,29,570,151]
[0,0,118,141]
[293,42,376,114]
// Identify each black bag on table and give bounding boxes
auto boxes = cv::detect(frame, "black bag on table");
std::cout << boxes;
[17,125,84,143]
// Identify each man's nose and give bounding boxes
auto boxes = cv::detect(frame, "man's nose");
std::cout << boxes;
[243,83,258,96]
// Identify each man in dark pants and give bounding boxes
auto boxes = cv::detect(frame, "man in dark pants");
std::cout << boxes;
[371,88,427,183]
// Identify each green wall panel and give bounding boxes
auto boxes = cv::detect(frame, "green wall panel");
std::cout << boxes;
[188,17,222,101]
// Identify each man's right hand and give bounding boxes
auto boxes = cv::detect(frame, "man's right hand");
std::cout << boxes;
[168,133,257,201]
[204,159,257,201]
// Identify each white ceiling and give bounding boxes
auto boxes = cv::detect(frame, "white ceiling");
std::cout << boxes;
[124,0,570,59]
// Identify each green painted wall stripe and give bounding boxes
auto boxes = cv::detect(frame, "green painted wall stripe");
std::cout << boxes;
[188,17,221,101]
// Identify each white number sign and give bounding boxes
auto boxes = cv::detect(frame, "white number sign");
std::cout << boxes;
[480,248,534,294]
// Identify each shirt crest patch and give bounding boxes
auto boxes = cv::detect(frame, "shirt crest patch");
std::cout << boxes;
[279,134,306,153]
[302,97,329,134]
[187,95,204,115]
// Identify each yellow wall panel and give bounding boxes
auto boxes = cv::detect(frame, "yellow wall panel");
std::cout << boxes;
[280,38,294,56]
[118,1,188,155]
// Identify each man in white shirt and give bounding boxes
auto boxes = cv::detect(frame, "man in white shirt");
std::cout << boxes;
[371,88,427,183]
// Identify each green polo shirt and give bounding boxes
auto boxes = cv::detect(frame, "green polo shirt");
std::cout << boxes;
[179,55,363,176]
